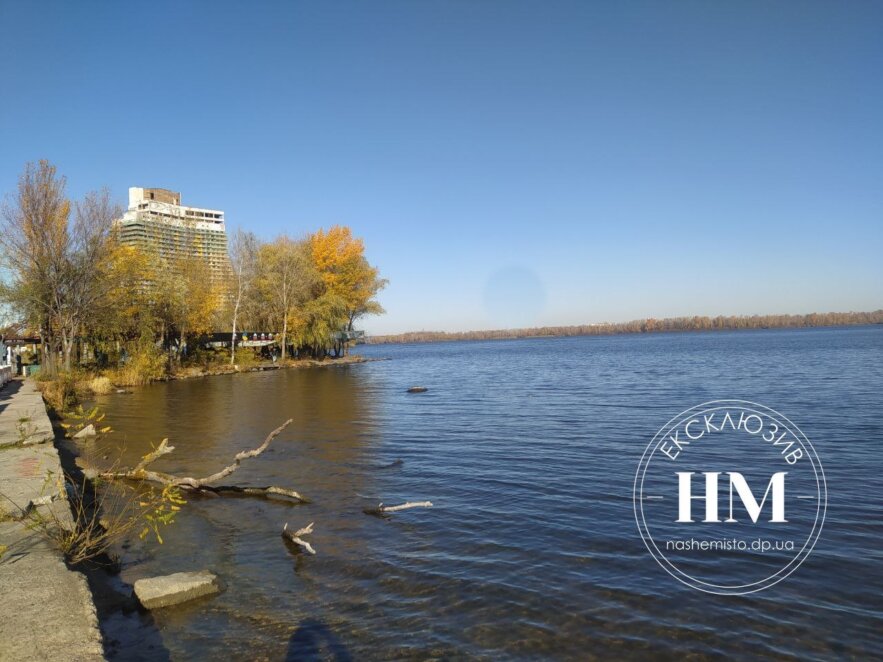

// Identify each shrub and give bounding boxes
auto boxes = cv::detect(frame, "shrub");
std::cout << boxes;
[38,371,80,411]
[113,343,167,386]
[14,471,184,566]
[88,376,113,394]
[233,347,259,368]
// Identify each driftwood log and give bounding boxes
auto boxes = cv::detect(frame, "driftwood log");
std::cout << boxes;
[365,500,434,516]
[98,419,307,502]
[282,522,316,555]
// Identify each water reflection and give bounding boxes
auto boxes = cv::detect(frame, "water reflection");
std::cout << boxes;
[91,366,386,660]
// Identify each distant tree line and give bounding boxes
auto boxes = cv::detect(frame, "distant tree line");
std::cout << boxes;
[0,160,386,381]
[368,310,883,345]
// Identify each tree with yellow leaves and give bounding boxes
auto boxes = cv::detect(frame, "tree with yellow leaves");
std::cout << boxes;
[152,253,222,364]
[91,243,157,344]
[0,161,119,375]
[309,226,386,354]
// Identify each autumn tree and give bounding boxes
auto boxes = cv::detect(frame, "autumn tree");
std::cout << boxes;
[0,161,117,375]
[309,226,386,354]
[288,288,347,358]
[61,189,119,368]
[0,161,69,375]
[255,236,315,360]
[89,244,158,348]
[153,253,221,363]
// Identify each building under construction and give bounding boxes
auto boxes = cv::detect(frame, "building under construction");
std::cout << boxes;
[115,187,230,280]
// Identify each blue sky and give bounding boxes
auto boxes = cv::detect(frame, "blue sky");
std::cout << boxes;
[1,1,881,334]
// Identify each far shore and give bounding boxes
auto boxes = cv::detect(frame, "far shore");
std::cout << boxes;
[366,310,883,345]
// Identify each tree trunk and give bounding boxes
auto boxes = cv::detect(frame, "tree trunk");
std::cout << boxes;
[230,308,238,366]
[62,332,73,373]
[177,326,185,366]
[281,315,288,361]
[41,333,57,378]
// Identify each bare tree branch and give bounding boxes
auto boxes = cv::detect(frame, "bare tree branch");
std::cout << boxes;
[132,438,175,472]
[99,420,306,502]
[365,501,434,516]
[282,521,316,555]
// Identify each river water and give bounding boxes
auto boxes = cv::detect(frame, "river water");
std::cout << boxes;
[89,326,883,660]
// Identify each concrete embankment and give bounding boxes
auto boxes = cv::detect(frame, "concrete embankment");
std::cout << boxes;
[0,377,104,661]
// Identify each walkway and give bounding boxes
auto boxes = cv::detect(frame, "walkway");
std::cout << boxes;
[0,379,104,661]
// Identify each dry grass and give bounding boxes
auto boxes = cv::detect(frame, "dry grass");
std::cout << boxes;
[110,345,168,386]
[88,376,113,394]
[37,373,79,411]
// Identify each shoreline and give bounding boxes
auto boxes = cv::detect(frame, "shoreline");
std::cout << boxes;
[365,319,883,346]
[123,354,378,388]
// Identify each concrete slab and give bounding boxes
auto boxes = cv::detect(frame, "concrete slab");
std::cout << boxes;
[0,380,54,447]
[0,522,104,661]
[134,570,220,609]
[0,443,67,519]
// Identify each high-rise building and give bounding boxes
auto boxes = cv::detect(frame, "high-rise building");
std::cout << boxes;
[116,187,230,280]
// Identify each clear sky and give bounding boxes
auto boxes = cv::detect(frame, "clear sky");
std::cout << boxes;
[1,1,881,334]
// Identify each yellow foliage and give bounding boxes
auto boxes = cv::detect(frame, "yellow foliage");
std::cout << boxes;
[153,254,223,339]
[97,244,158,340]
[309,225,386,326]
[111,343,168,386]
[310,226,364,293]
[88,376,113,394]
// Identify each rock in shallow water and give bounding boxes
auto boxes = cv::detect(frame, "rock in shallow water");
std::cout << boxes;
[73,424,97,438]
[133,570,220,609]
[407,386,428,393]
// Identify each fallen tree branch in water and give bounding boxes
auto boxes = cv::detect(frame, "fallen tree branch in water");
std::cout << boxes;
[97,419,307,502]
[365,500,434,516]
[282,521,316,555]
[200,485,308,501]
[131,438,175,472]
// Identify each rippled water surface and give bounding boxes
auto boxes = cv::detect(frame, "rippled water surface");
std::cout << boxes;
[92,327,883,660]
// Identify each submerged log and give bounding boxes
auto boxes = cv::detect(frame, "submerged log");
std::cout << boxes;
[98,419,307,503]
[282,522,316,555]
[202,485,308,502]
[374,459,404,470]
[406,386,428,393]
